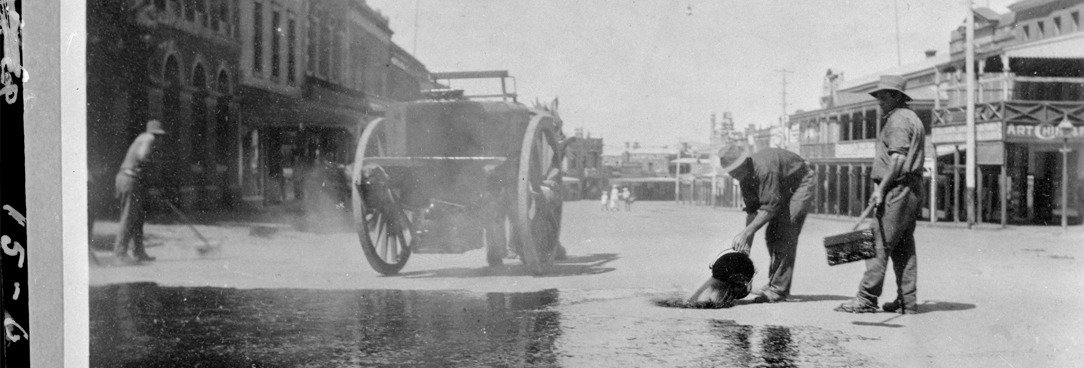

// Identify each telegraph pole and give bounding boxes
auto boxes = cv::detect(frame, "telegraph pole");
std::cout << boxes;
[894,0,902,66]
[774,69,794,149]
[774,69,794,128]
[413,0,420,55]
[965,0,977,228]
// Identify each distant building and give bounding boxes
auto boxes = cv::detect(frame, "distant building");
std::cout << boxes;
[624,144,675,177]
[563,128,605,199]
[599,143,678,200]
[933,0,1084,225]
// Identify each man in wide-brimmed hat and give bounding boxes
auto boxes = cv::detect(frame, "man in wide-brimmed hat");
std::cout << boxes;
[113,120,166,265]
[718,143,816,303]
[835,75,925,314]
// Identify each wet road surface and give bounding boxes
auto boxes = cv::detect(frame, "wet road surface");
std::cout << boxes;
[90,283,877,367]
[91,283,562,367]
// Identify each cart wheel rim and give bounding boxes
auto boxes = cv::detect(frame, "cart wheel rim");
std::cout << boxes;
[352,117,414,275]
[516,114,564,274]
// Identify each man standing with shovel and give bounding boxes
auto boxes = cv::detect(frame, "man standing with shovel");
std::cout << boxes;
[718,144,816,304]
[835,75,925,314]
[112,120,166,265]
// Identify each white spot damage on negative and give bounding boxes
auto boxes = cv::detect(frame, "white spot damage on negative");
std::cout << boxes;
[66,33,77,55]
[3,313,27,342]
[3,204,25,227]
[0,0,22,104]
[12,282,18,300]
[1,235,25,268]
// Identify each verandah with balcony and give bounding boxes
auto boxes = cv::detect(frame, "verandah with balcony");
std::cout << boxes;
[932,55,1084,225]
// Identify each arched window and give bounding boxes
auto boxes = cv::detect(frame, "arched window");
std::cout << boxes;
[161,55,183,186]
[215,70,232,169]
[191,63,209,171]
[217,70,230,94]
[192,63,207,89]
[164,55,181,86]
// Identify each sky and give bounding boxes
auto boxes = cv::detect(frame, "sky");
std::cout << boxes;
[366,0,1017,149]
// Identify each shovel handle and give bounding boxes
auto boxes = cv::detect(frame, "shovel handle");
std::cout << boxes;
[686,277,716,304]
[852,203,877,231]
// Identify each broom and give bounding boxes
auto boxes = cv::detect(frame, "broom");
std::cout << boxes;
[162,200,221,256]
[823,202,878,266]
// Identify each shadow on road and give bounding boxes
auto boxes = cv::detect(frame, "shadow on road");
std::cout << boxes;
[915,300,977,313]
[849,300,977,328]
[90,232,170,251]
[781,294,853,303]
[397,253,620,279]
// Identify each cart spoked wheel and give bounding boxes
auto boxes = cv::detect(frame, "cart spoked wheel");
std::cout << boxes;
[516,114,564,275]
[352,118,416,275]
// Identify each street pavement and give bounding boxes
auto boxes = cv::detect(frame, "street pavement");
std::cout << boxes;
[90,200,1084,367]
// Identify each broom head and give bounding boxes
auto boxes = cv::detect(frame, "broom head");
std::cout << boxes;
[824,228,876,266]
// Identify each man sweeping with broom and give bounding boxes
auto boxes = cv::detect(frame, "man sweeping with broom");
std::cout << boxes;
[717,144,816,304]
[835,75,925,315]
[112,120,166,265]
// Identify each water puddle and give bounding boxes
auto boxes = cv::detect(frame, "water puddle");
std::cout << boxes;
[90,284,876,367]
[90,283,561,367]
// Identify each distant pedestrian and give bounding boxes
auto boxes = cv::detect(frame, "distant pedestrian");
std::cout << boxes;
[113,120,166,265]
[609,185,620,211]
[622,187,634,211]
[836,75,925,315]
[600,191,609,212]
[720,144,815,303]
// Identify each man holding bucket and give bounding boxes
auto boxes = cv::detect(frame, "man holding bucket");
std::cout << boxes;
[718,144,816,303]
[835,75,925,314]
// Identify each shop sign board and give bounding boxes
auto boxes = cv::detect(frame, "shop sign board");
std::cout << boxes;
[836,141,875,158]
[1005,122,1084,142]
[930,122,1003,144]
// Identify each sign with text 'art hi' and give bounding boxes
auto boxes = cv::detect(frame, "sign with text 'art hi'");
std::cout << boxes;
[1005,122,1084,143]
[930,122,1004,144]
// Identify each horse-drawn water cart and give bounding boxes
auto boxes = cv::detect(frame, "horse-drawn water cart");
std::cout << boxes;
[351,71,569,276]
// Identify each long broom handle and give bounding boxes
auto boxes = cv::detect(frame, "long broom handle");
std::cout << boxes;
[162,199,213,247]
[852,203,878,231]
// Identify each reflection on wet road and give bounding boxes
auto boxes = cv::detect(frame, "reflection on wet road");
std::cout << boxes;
[90,284,872,367]
[90,284,561,367]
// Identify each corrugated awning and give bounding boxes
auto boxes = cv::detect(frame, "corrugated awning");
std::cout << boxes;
[1005,33,1084,59]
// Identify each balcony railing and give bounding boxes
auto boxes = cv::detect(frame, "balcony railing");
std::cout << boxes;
[940,73,1084,109]
[799,144,835,160]
[935,100,1084,126]
[941,72,1015,108]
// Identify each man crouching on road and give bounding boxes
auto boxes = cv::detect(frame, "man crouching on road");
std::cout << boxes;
[719,144,816,303]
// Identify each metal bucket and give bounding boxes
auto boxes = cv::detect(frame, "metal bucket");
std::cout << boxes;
[709,250,756,301]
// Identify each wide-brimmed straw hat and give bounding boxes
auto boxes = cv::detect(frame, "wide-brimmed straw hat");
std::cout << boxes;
[717,143,750,174]
[146,119,166,135]
[868,75,912,102]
